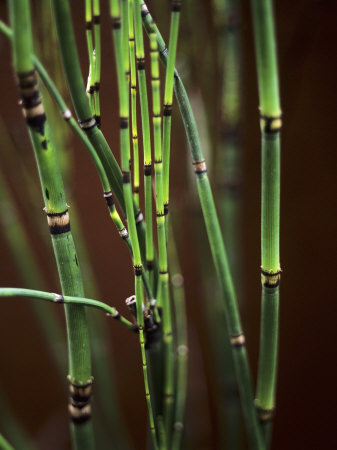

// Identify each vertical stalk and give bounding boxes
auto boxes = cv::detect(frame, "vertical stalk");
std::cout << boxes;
[133,0,154,291]
[251,0,282,438]
[8,1,94,448]
[141,5,264,448]
[128,0,140,207]
[93,0,101,127]
[148,17,175,442]
[85,0,95,112]
[110,1,158,447]
[162,0,181,220]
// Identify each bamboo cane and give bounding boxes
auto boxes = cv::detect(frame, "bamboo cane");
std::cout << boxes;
[251,0,282,440]
[8,1,94,447]
[110,1,159,447]
[141,4,264,448]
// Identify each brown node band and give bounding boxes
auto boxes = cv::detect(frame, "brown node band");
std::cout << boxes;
[144,164,152,176]
[164,203,169,215]
[260,112,282,134]
[159,270,168,275]
[111,16,121,29]
[119,227,128,239]
[68,377,93,402]
[93,15,100,24]
[86,21,92,30]
[95,81,100,91]
[45,209,71,236]
[163,104,172,116]
[255,404,275,422]
[261,267,282,287]
[146,261,154,270]
[79,117,96,130]
[230,333,246,348]
[134,265,142,276]
[129,37,135,42]
[88,85,95,95]
[193,159,207,174]
[137,58,145,70]
[156,212,165,218]
[122,171,130,184]
[133,186,140,194]
[141,3,149,17]
[120,116,128,129]
[104,191,114,207]
[172,0,182,12]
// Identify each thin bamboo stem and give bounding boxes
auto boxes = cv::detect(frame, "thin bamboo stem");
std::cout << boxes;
[147,16,175,442]
[85,0,95,113]
[251,0,281,437]
[0,433,15,450]
[133,0,154,291]
[50,0,157,285]
[0,288,135,330]
[141,4,264,448]
[162,0,181,220]
[93,0,101,127]
[8,1,94,447]
[110,1,158,447]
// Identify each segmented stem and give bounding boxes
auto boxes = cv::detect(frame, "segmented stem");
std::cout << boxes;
[128,0,140,207]
[93,0,101,127]
[251,0,281,437]
[110,1,158,447]
[162,0,181,218]
[9,1,94,447]
[133,0,154,290]
[85,0,95,112]
[141,4,263,448]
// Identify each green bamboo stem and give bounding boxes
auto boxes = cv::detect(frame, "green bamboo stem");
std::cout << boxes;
[128,0,140,207]
[133,0,154,291]
[93,0,101,127]
[8,1,94,448]
[0,288,135,330]
[251,0,282,435]
[50,0,159,288]
[0,433,14,450]
[162,0,181,221]
[85,0,95,113]
[110,2,158,447]
[168,223,188,450]
[147,16,175,441]
[141,4,264,448]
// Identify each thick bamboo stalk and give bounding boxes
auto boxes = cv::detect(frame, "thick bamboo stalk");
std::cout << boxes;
[141,4,264,448]
[110,1,158,447]
[251,0,282,437]
[8,1,94,447]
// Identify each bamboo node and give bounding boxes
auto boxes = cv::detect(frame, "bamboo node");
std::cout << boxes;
[172,0,182,12]
[192,159,207,174]
[79,117,96,130]
[120,116,128,129]
[134,265,142,276]
[259,111,282,134]
[230,333,245,348]
[174,422,184,431]
[118,227,128,239]
[144,164,152,176]
[62,109,72,121]
[53,293,64,304]
[111,16,121,29]
[163,103,173,116]
[255,403,275,422]
[137,57,146,70]
[261,267,282,287]
[141,3,149,17]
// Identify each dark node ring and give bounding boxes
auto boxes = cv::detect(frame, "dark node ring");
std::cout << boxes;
[261,267,282,287]
[111,17,121,29]
[120,116,128,129]
[193,159,207,174]
[164,203,169,215]
[134,265,142,276]
[146,260,154,270]
[44,207,69,217]
[172,0,182,12]
[141,4,149,17]
[260,112,282,134]
[137,58,146,70]
[86,21,92,30]
[122,171,130,183]
[156,212,165,218]
[78,117,96,130]
[163,103,173,116]
[230,333,246,348]
[144,164,152,176]
[256,405,275,422]
[93,15,100,24]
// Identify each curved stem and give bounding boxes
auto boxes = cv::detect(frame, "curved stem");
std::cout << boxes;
[0,288,135,330]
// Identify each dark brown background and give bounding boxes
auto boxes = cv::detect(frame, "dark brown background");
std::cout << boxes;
[0,0,336,449]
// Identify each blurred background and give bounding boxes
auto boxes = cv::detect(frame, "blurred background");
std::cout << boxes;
[0,0,336,449]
